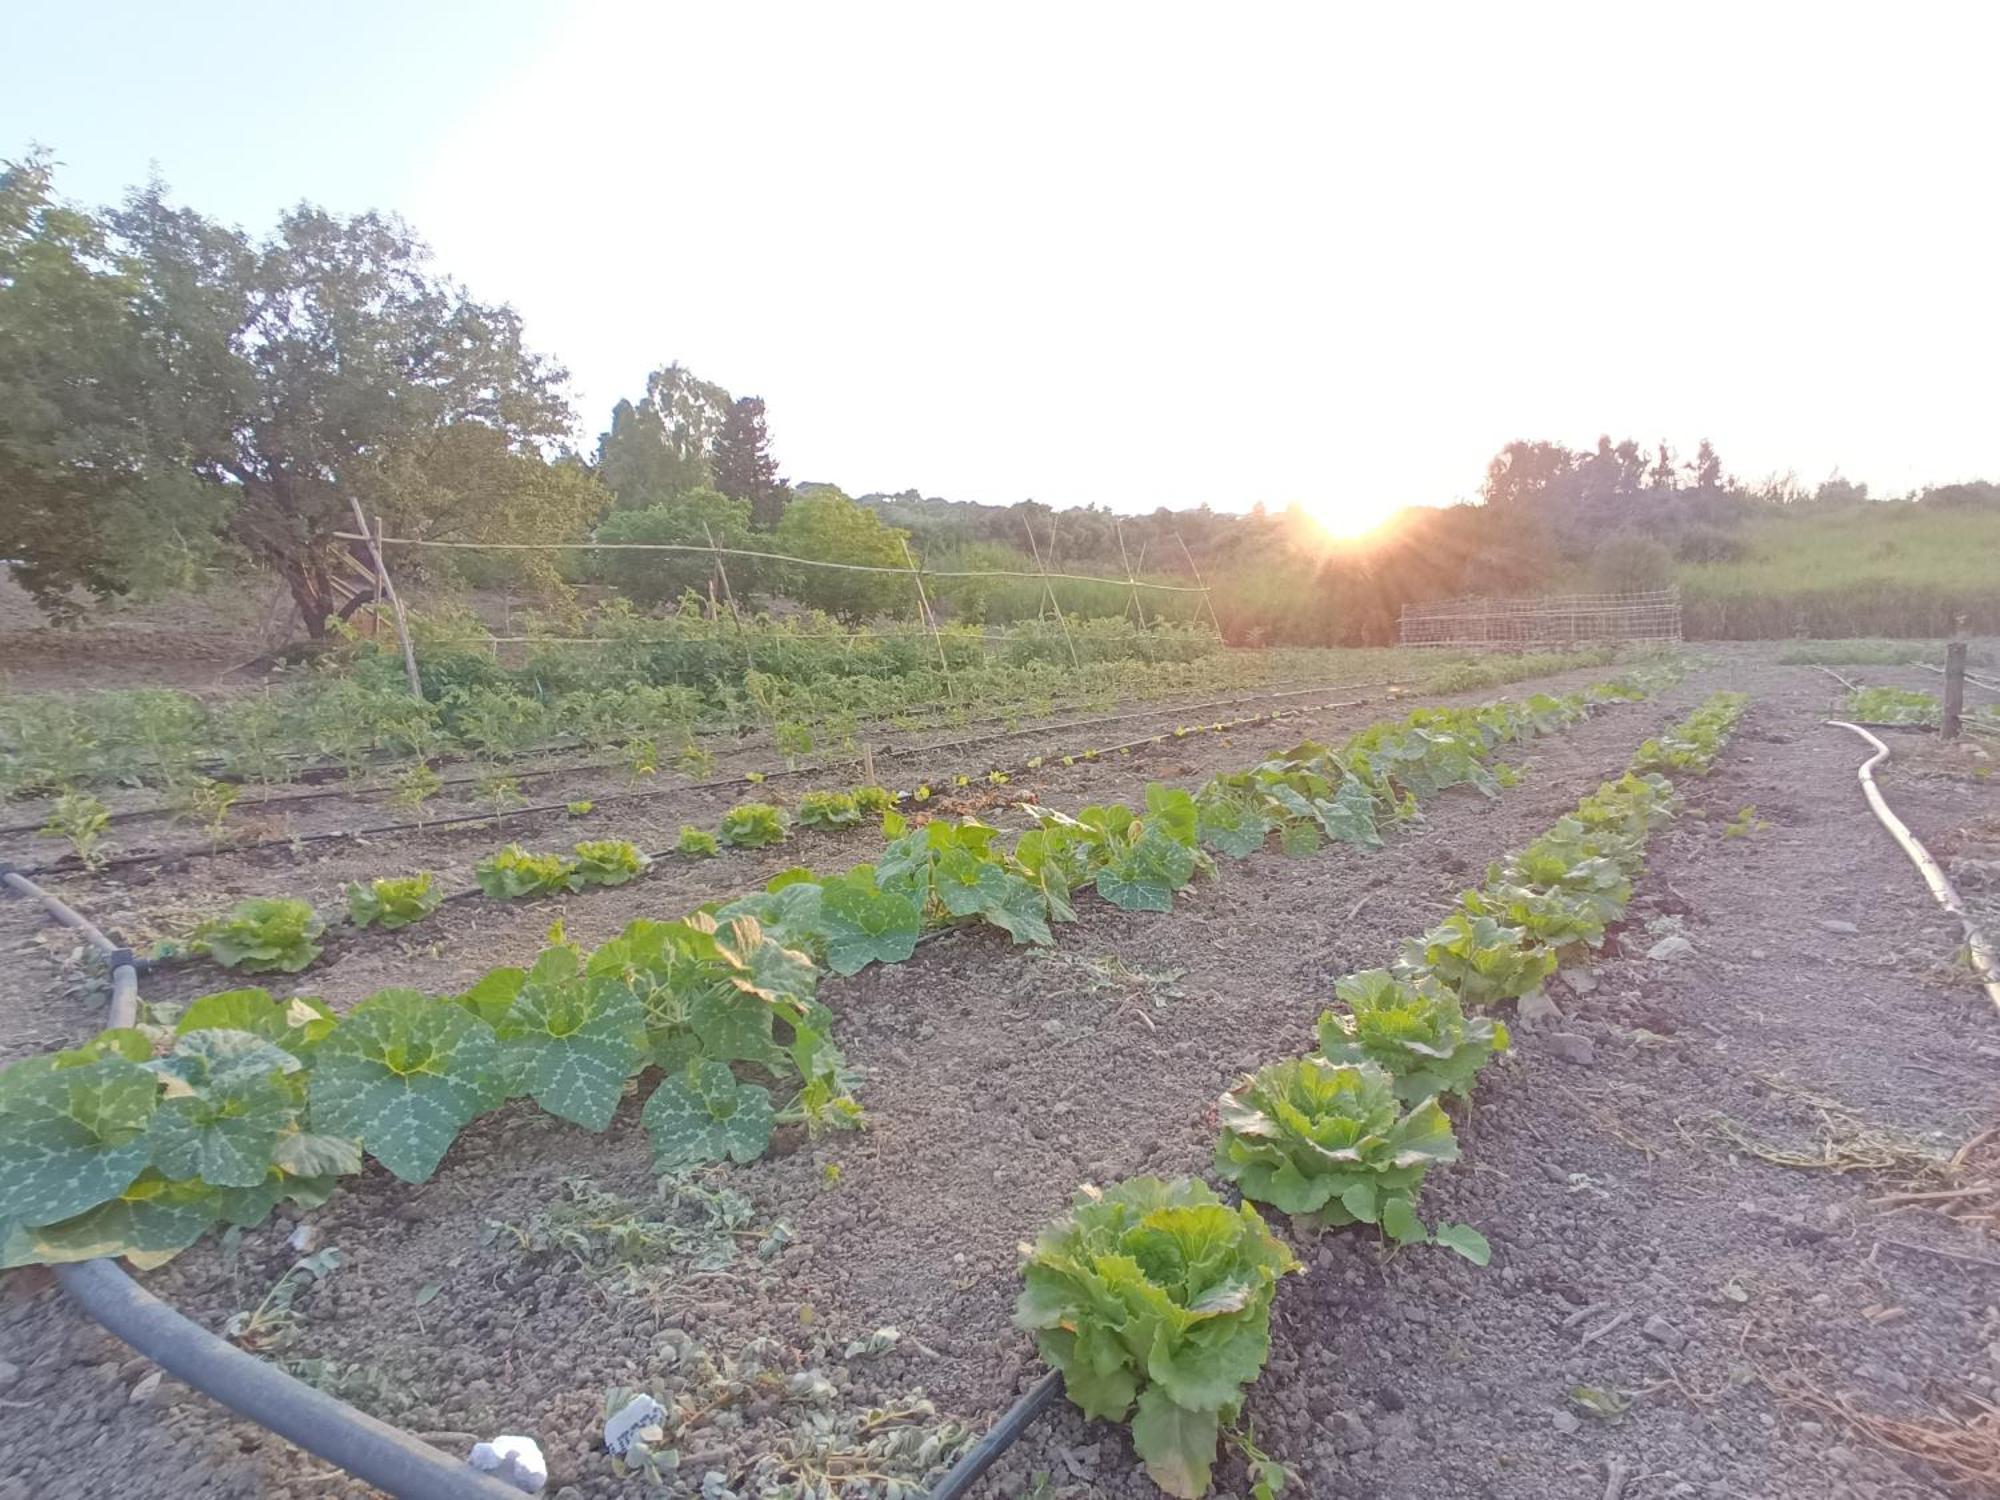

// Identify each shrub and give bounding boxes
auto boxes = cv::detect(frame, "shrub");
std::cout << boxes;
[1014,1178,1298,1498]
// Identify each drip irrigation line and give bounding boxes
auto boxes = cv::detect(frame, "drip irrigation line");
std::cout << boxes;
[13,684,1390,881]
[1921,661,2000,694]
[0,676,1391,839]
[928,1372,1064,1500]
[1828,721,2000,1013]
[0,866,521,1500]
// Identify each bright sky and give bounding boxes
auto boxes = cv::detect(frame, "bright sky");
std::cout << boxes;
[10,2,1999,531]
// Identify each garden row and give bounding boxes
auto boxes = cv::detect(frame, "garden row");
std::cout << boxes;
[0,668,1684,1274]
[0,627,1622,807]
[1013,690,1750,1497]
[1837,683,2000,732]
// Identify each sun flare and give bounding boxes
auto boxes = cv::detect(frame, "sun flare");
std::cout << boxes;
[1299,495,1404,544]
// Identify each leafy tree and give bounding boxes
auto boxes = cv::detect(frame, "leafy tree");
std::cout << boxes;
[96,179,575,638]
[1813,476,1869,505]
[1691,438,1723,489]
[770,488,914,620]
[596,363,732,508]
[714,396,786,529]
[1647,441,1677,491]
[593,489,753,606]
[0,153,227,615]
[1481,440,1577,509]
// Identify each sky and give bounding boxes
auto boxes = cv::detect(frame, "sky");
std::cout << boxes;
[9,1,2000,533]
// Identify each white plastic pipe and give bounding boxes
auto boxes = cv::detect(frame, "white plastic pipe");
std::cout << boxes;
[1828,721,2000,1013]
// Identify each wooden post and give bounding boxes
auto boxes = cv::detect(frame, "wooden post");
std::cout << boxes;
[1172,528,1226,641]
[1021,515,1083,671]
[347,497,422,697]
[370,515,386,640]
[1943,641,1967,740]
[1115,518,1149,631]
[900,537,957,701]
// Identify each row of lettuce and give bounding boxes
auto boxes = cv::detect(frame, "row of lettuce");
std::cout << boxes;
[1013,690,1749,1497]
[0,668,1679,1276]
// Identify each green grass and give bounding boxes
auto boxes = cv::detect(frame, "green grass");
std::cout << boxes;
[1680,504,2000,639]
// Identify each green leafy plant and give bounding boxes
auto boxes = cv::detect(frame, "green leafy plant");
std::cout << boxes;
[566,799,595,818]
[1014,1178,1299,1499]
[345,874,443,931]
[475,845,582,900]
[42,790,114,870]
[1214,1057,1484,1262]
[1723,804,1769,839]
[175,777,242,846]
[194,899,326,974]
[388,762,444,813]
[852,784,898,815]
[572,840,650,887]
[676,824,720,857]
[718,801,789,849]
[1402,911,1556,1008]
[796,789,863,831]
[1315,969,1509,1104]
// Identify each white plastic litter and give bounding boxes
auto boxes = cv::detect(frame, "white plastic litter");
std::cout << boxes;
[603,1393,667,1456]
[467,1434,548,1494]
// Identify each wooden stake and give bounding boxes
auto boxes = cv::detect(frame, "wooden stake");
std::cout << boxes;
[1172,528,1226,641]
[347,497,422,697]
[1943,641,1967,741]
[900,537,957,702]
[1021,514,1083,671]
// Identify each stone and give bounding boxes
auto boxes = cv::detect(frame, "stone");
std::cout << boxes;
[1645,934,1696,961]
[1518,988,1563,1023]
[1641,1315,1686,1351]
[1552,1409,1581,1435]
[1819,920,1860,935]
[1562,968,1600,997]
[1547,1032,1596,1066]
[468,1435,548,1495]
[603,1393,667,1456]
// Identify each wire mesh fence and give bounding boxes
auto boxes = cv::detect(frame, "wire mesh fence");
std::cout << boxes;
[1398,587,1682,648]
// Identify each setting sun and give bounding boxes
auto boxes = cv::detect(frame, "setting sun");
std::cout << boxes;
[1299,495,1406,544]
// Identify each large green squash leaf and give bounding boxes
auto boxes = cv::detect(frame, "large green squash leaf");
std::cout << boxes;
[309,989,502,1183]
[148,1029,303,1188]
[497,948,646,1132]
[642,1060,774,1171]
[0,1054,157,1229]
[817,870,922,975]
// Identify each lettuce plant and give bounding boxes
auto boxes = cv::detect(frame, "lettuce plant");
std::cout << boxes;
[851,784,898,815]
[1214,1057,1484,1262]
[676,824,720,857]
[718,801,789,849]
[572,839,650,887]
[796,789,863,831]
[195,899,326,974]
[345,873,442,930]
[475,845,582,899]
[1402,910,1557,1008]
[1316,969,1509,1104]
[1015,1177,1298,1498]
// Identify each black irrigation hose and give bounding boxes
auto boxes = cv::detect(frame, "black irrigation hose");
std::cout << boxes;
[928,1372,1065,1500]
[0,675,1391,840]
[0,867,521,1500]
[16,683,1393,880]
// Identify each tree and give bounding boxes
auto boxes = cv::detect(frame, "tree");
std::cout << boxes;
[771,488,913,620]
[1647,441,1677,491]
[99,179,574,638]
[1691,439,1723,489]
[592,489,753,606]
[0,153,227,616]
[714,396,786,529]
[596,363,732,508]
[1480,441,1577,509]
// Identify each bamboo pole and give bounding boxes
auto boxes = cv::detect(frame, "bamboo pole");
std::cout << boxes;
[1116,519,1150,631]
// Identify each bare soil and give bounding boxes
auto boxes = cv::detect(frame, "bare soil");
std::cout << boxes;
[1,652,1995,1500]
